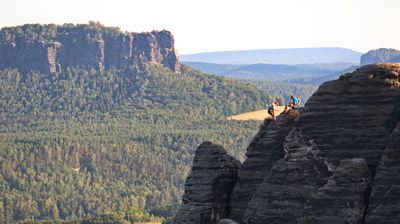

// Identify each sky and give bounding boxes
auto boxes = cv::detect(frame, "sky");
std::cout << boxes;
[0,0,399,54]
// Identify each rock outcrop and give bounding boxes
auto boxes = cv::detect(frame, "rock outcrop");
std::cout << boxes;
[242,126,331,224]
[0,24,180,74]
[174,142,241,224]
[176,63,400,224]
[360,48,400,66]
[228,112,295,223]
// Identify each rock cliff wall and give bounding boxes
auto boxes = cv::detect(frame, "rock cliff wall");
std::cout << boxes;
[0,24,180,74]
[176,63,400,224]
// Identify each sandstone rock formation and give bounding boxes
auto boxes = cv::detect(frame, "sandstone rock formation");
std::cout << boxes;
[176,63,400,224]
[0,24,180,74]
[228,112,296,223]
[360,48,400,65]
[174,142,241,224]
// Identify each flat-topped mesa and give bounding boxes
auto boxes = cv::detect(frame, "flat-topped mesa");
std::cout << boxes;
[360,48,400,65]
[0,23,180,74]
[175,141,241,224]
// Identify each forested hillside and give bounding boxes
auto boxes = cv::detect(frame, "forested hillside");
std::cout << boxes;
[239,79,318,103]
[0,23,275,223]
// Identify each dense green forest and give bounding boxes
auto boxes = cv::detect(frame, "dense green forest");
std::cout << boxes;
[0,63,273,223]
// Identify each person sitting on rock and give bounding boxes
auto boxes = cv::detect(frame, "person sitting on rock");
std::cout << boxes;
[291,95,301,108]
[267,102,278,121]
[285,95,301,112]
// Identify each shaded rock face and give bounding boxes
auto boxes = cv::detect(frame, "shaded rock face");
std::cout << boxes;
[228,112,295,223]
[177,63,400,224]
[303,158,371,224]
[174,142,241,224]
[242,127,331,224]
[241,64,400,224]
[0,40,62,74]
[366,121,400,223]
[218,219,239,224]
[360,48,400,66]
[0,26,180,74]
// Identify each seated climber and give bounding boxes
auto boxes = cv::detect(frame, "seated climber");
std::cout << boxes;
[267,101,278,121]
[291,95,301,108]
[284,95,301,112]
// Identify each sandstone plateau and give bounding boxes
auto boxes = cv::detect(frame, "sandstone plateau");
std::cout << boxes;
[175,63,400,224]
[0,23,180,74]
[360,48,400,66]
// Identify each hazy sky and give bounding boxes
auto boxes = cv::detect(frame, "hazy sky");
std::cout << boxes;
[1,0,399,54]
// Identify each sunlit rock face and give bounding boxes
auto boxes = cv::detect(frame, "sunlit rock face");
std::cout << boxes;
[0,25,180,74]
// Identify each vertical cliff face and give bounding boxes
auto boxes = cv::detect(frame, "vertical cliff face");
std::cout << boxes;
[176,63,400,224]
[133,30,180,71]
[0,40,62,74]
[0,24,180,74]
[228,112,295,223]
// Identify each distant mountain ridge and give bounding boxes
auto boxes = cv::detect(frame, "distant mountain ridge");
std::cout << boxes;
[181,47,362,65]
[184,61,357,84]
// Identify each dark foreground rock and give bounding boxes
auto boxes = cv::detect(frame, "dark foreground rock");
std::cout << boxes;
[303,158,371,224]
[174,142,241,224]
[229,112,295,223]
[218,219,239,224]
[176,63,400,224]
[366,121,400,223]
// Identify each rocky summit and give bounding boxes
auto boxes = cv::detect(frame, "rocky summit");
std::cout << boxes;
[175,63,400,224]
[0,23,180,74]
